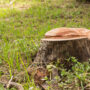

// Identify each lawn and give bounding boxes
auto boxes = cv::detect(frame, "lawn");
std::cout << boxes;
[0,0,90,89]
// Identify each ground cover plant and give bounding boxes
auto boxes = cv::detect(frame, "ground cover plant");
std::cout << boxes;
[0,0,90,89]
[45,57,90,90]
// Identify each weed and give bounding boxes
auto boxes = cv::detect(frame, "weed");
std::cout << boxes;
[46,57,90,90]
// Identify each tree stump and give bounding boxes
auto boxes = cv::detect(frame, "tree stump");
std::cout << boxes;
[34,28,90,66]
[34,38,90,65]
[27,28,90,90]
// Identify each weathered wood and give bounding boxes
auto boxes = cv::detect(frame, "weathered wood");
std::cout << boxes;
[34,38,90,67]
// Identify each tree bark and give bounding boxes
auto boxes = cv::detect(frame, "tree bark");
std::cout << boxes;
[34,38,90,67]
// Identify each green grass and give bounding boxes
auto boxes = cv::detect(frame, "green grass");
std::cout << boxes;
[0,0,90,89]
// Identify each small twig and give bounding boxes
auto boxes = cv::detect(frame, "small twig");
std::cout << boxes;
[9,82,24,90]
[6,76,24,90]
[0,80,24,90]
[9,0,15,5]
[85,83,90,89]
[6,76,13,88]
